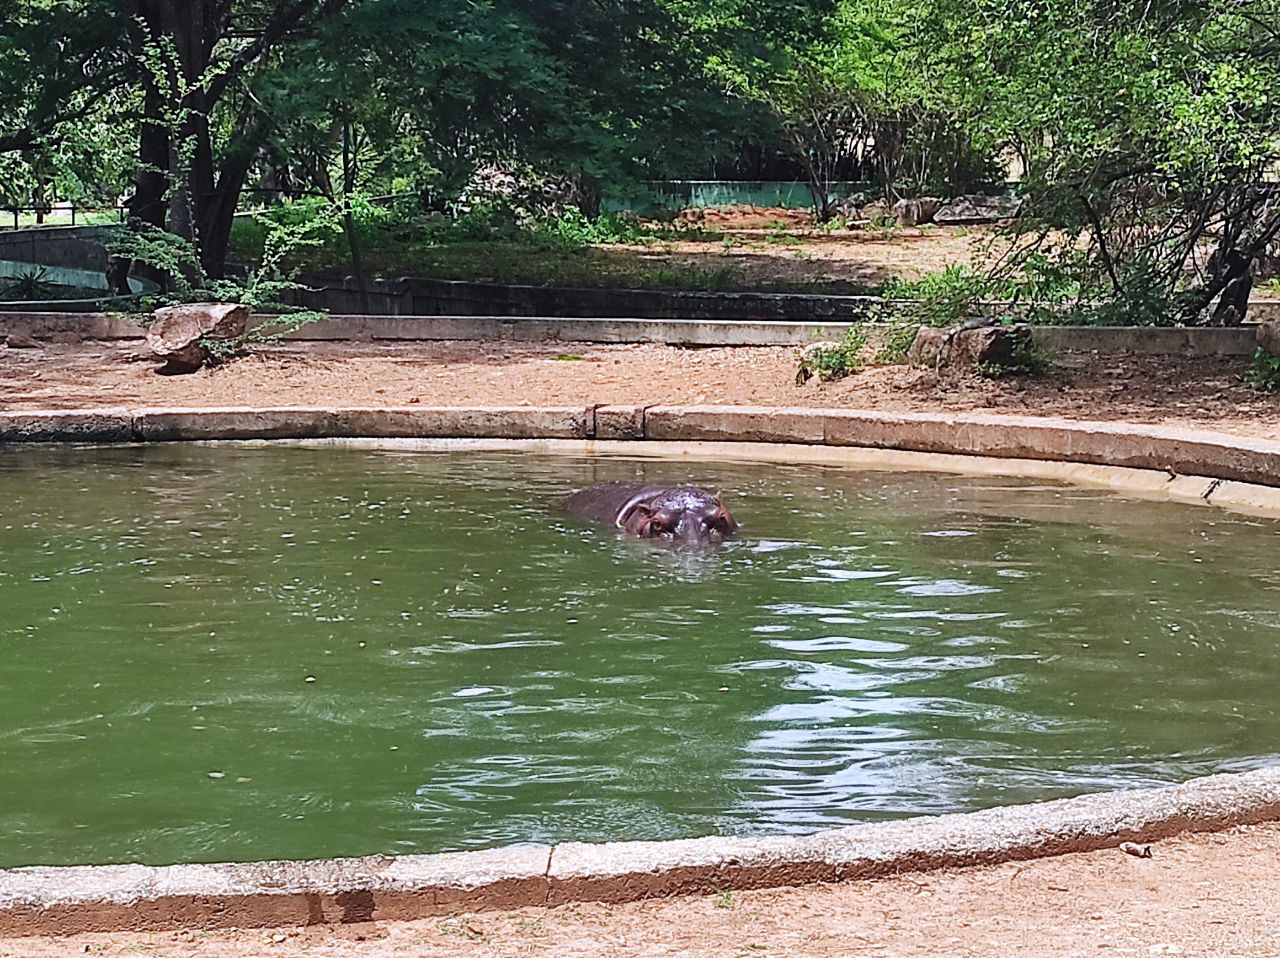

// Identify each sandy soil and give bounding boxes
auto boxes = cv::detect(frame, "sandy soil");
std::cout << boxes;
[2,340,1279,441]
[6,822,1279,957]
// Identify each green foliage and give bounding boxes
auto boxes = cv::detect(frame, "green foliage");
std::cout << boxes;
[0,267,59,301]
[1246,348,1280,393]
[107,212,334,354]
[881,264,991,327]
[796,325,869,384]
[873,319,921,365]
[228,198,755,291]
[912,0,1280,326]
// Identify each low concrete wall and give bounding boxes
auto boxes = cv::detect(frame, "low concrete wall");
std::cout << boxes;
[3,406,1280,498]
[1,765,1277,935]
[289,275,881,320]
[0,311,1266,354]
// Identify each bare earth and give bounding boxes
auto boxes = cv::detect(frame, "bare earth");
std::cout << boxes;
[5,823,1280,957]
[613,225,984,289]
[2,340,1279,441]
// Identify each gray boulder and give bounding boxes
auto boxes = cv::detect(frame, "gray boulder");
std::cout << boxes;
[907,324,1033,370]
[934,194,1022,225]
[891,197,941,226]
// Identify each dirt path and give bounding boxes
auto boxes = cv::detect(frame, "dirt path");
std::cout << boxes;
[3,340,1279,441]
[4,823,1277,957]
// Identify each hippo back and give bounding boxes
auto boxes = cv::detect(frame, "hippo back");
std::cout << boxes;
[564,482,663,525]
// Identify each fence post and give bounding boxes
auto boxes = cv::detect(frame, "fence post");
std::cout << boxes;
[71,205,77,226]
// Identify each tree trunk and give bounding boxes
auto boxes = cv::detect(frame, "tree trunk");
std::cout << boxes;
[1210,249,1253,326]
[341,117,370,313]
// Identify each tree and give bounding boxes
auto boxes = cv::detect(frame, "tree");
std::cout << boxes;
[912,0,1280,325]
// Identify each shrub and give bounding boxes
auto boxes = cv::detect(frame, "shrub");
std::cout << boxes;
[1246,348,1280,392]
[796,325,869,383]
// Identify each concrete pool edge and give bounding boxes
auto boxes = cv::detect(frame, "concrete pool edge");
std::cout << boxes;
[2,766,1279,935]
[3,404,1280,515]
[4,405,1280,937]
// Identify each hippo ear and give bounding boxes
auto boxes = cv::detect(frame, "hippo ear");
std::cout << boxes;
[618,501,654,532]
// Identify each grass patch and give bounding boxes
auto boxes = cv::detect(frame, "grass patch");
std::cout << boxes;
[227,199,873,293]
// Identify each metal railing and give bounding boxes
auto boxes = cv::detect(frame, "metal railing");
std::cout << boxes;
[0,204,126,231]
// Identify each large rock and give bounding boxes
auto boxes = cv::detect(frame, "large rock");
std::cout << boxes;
[891,197,941,226]
[934,194,1022,225]
[907,323,1034,371]
[1259,320,1280,357]
[147,302,248,374]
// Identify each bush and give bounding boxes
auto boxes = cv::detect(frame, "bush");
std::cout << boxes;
[1246,348,1280,392]
[796,325,869,383]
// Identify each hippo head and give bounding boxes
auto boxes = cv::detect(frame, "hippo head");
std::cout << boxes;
[617,486,738,549]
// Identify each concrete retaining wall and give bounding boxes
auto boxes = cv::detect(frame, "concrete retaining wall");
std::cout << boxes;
[1,765,1277,935]
[288,275,881,320]
[0,311,1266,354]
[3,406,1280,496]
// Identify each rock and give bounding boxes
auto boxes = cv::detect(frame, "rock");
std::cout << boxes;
[859,199,892,223]
[50,330,82,345]
[1258,319,1280,357]
[1120,841,1153,859]
[907,323,1034,370]
[146,302,248,374]
[906,327,948,366]
[934,193,1022,225]
[4,331,40,349]
[891,197,941,226]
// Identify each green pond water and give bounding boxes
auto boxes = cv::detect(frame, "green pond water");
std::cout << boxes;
[2,444,1279,869]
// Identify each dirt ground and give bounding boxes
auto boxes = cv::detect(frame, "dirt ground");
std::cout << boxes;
[612,224,983,290]
[2,340,1279,441]
[5,823,1279,957]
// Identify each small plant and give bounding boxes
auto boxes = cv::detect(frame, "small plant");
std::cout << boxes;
[881,264,992,328]
[714,889,735,909]
[108,213,334,358]
[873,318,922,365]
[1246,348,1280,392]
[796,325,868,383]
[0,266,59,301]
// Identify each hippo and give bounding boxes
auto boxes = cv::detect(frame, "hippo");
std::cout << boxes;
[565,482,738,549]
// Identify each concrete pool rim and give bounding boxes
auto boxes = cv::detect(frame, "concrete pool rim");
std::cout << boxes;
[3,403,1280,516]
[3,403,1280,934]
[3,768,1280,935]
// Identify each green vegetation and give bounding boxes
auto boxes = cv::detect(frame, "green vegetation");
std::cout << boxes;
[1246,348,1280,393]
[3,0,1280,330]
[795,325,869,383]
[227,199,862,292]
